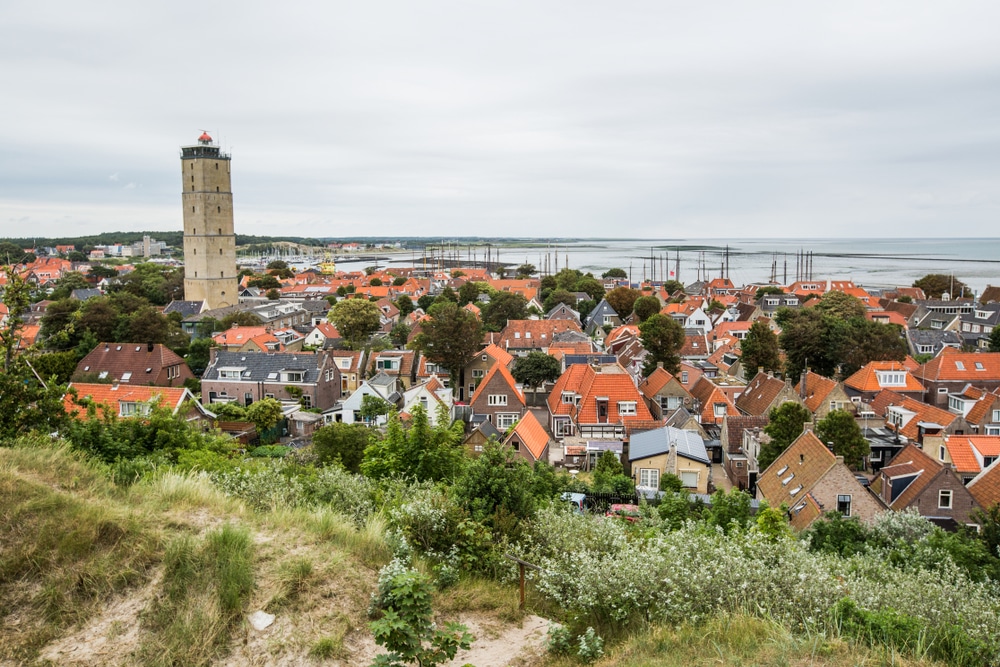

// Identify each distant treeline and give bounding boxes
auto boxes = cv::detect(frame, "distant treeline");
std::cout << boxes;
[0,232,326,250]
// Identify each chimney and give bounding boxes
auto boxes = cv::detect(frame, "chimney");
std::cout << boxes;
[803,421,814,433]
[111,380,119,391]
[800,371,807,399]
[657,362,664,370]
[148,341,154,352]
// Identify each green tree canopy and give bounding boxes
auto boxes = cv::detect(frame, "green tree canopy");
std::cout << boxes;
[514,263,536,278]
[542,289,576,314]
[740,321,782,381]
[816,408,870,469]
[328,298,382,349]
[312,422,371,473]
[661,280,685,296]
[453,439,535,531]
[605,286,641,319]
[913,273,969,299]
[632,295,661,322]
[361,404,465,482]
[511,351,561,394]
[991,326,1000,353]
[413,302,482,379]
[457,281,490,306]
[245,397,284,432]
[815,291,867,321]
[759,402,812,470]
[639,313,685,376]
[602,268,627,279]
[480,291,527,331]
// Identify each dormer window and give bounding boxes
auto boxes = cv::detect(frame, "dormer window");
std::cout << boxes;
[562,392,575,404]
[282,371,304,383]
[618,401,637,416]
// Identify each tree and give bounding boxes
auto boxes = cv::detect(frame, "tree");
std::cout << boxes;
[219,310,262,329]
[759,402,812,470]
[361,405,465,482]
[602,268,627,279]
[394,295,414,317]
[39,298,80,343]
[369,565,472,667]
[632,295,661,322]
[390,323,411,348]
[457,281,490,306]
[48,271,91,301]
[0,241,31,265]
[816,408,870,469]
[414,302,482,380]
[392,276,407,286]
[755,286,784,300]
[661,280,684,296]
[185,337,215,376]
[776,308,843,382]
[77,298,119,343]
[604,286,641,319]
[480,291,527,331]
[542,289,576,313]
[989,326,1000,353]
[246,397,284,432]
[453,439,535,531]
[511,352,561,405]
[417,294,436,312]
[639,314,685,376]
[30,350,78,384]
[248,274,282,290]
[815,291,867,321]
[840,319,907,377]
[740,321,782,380]
[705,488,753,534]
[515,263,536,278]
[312,422,371,473]
[0,270,69,440]
[913,274,968,299]
[591,450,633,494]
[369,277,383,287]
[360,394,394,425]
[328,298,381,349]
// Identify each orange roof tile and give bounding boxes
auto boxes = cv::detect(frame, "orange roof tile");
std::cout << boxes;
[213,325,269,347]
[638,367,675,400]
[506,411,549,461]
[65,382,191,420]
[916,351,1000,382]
[944,437,984,475]
[795,371,837,413]
[844,361,924,394]
[968,459,1000,509]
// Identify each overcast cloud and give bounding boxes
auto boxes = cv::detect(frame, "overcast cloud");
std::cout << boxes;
[2,1,999,239]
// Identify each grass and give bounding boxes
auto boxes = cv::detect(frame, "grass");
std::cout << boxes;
[137,525,255,666]
[549,614,948,667]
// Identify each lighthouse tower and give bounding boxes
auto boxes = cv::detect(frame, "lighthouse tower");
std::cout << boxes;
[181,131,238,309]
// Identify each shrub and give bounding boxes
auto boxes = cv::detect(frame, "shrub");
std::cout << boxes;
[577,627,604,663]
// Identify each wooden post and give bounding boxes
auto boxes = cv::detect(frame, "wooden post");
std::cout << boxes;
[519,563,526,610]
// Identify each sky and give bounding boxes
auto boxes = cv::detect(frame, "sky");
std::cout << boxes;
[2,1,999,240]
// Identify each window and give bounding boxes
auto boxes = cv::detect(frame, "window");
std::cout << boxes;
[376,358,398,370]
[282,371,303,382]
[301,395,312,408]
[939,489,953,509]
[562,392,575,404]
[244,393,253,406]
[121,371,132,382]
[975,362,985,371]
[955,361,966,371]
[618,401,637,416]
[939,446,947,461]
[679,471,699,488]
[495,413,517,429]
[639,468,660,489]
[264,393,274,399]
[218,368,244,379]
[713,403,727,417]
[939,387,949,394]
[474,444,483,452]
[119,401,150,417]
[325,369,335,382]
[472,369,485,379]
[782,473,795,486]
[681,371,689,383]
[837,494,852,516]
[488,394,508,406]
[662,396,682,410]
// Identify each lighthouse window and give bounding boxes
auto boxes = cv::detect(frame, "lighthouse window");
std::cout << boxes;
[217,206,221,213]
[193,249,196,255]
[218,228,222,235]
[191,185,194,191]
[191,175,194,183]
[216,186,219,192]
[191,206,195,213]
[220,271,224,278]
[215,163,218,170]
[219,249,223,255]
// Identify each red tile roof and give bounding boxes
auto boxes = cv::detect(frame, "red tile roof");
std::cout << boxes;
[498,320,582,349]
[968,459,1000,509]
[916,350,1000,382]
[638,367,675,400]
[214,325,269,347]
[795,371,838,414]
[64,382,192,420]
[548,364,651,425]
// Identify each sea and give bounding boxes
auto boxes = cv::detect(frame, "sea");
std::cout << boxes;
[327,237,1000,299]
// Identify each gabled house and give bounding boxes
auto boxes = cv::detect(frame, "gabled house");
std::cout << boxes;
[757,430,884,530]
[637,366,693,419]
[463,420,503,457]
[735,372,802,417]
[328,350,367,396]
[401,376,454,426]
[546,302,581,326]
[907,329,962,358]
[469,362,526,430]
[547,362,653,440]
[212,325,271,351]
[914,349,1000,408]
[201,350,341,411]
[875,443,981,527]
[844,361,925,404]
[303,322,341,349]
[721,414,769,493]
[462,343,514,403]
[497,320,584,355]
[924,433,1000,485]
[335,371,402,425]
[583,299,622,336]
[629,426,712,494]
[882,395,971,444]
[502,410,550,464]
[415,357,449,387]
[73,342,194,388]
[967,459,1000,511]
[794,371,855,421]
[64,383,213,424]
[368,350,418,389]
[688,376,741,426]
[962,389,1000,435]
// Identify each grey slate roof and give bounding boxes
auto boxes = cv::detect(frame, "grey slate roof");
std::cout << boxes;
[629,425,710,464]
[564,354,617,367]
[204,351,322,382]
[71,288,103,301]
[165,300,207,318]
[908,329,963,354]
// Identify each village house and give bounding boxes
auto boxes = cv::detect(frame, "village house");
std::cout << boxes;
[327,350,367,396]
[844,360,926,404]
[64,382,214,425]
[497,319,584,356]
[794,370,856,421]
[735,371,802,417]
[367,350,418,389]
[721,414,769,493]
[462,343,514,403]
[73,342,194,388]
[334,371,402,425]
[637,366,694,419]
[913,349,1000,408]
[502,411,551,464]
[469,362,526,431]
[401,376,455,426]
[923,433,1000,485]
[629,426,712,494]
[967,458,1000,510]
[582,299,621,336]
[874,443,981,528]
[547,362,653,440]
[881,394,972,444]
[757,430,885,530]
[201,350,341,411]
[688,375,741,426]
